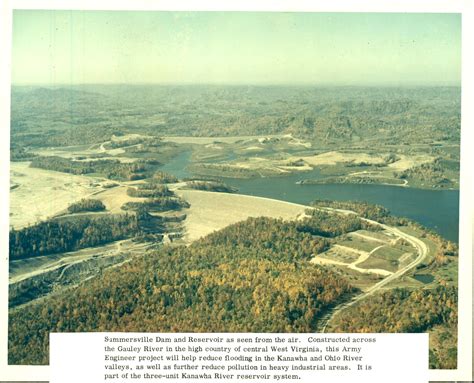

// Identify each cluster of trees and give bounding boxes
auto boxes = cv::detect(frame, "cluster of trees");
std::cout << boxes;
[309,200,410,227]
[310,200,390,220]
[29,156,154,181]
[423,232,458,267]
[104,136,161,149]
[10,145,37,161]
[152,171,178,184]
[8,216,354,365]
[394,158,456,188]
[122,197,190,213]
[136,158,161,166]
[106,137,168,155]
[67,199,106,214]
[126,185,172,198]
[330,286,457,369]
[302,176,405,186]
[297,209,376,237]
[124,181,189,213]
[124,145,162,155]
[383,153,400,165]
[119,143,183,165]
[186,181,237,193]
[201,217,331,261]
[9,214,139,260]
[344,153,399,168]
[188,163,276,179]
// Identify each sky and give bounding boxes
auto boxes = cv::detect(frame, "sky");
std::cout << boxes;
[11,11,461,86]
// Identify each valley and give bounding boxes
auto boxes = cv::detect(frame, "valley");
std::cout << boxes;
[8,85,460,369]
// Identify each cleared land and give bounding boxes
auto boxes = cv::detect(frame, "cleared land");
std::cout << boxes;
[293,151,434,170]
[10,162,103,229]
[162,134,287,145]
[187,141,444,188]
[93,185,145,214]
[32,134,162,163]
[312,242,393,277]
[9,239,128,284]
[319,216,429,332]
[295,151,387,167]
[9,239,154,310]
[387,154,434,171]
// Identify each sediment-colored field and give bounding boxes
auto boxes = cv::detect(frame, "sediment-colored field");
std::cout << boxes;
[176,189,308,242]
[9,162,103,229]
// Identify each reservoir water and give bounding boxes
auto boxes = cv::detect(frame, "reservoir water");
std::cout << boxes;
[161,151,459,242]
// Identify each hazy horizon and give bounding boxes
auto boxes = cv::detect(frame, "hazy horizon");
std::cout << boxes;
[12,11,461,86]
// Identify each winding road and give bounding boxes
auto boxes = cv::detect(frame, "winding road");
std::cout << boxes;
[316,209,429,332]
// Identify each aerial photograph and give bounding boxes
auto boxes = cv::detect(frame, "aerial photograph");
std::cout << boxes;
[8,11,460,369]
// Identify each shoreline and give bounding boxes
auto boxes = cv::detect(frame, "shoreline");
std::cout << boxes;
[297,179,459,191]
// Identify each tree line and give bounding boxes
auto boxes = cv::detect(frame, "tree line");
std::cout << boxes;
[30,156,153,181]
[186,181,237,193]
[9,214,139,260]
[67,199,106,214]
[121,197,190,213]
[127,185,172,198]
[297,209,378,238]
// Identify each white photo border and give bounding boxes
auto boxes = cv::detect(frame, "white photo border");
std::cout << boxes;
[0,1,472,381]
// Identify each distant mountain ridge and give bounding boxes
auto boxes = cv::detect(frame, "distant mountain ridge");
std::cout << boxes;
[10,85,461,147]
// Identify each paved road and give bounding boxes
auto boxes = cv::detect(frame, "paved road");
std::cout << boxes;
[316,209,429,332]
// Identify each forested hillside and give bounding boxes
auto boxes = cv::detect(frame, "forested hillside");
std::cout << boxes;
[9,214,139,260]
[330,286,458,369]
[9,217,355,365]
[11,86,460,147]
[8,212,459,369]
